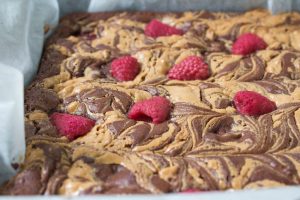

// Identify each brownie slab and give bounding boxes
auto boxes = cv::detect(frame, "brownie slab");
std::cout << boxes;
[2,9,300,195]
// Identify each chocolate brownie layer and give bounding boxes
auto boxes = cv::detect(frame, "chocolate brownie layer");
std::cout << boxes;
[2,9,300,195]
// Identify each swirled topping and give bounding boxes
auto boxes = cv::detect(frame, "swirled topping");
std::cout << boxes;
[2,138,71,195]
[70,102,300,157]
[264,51,300,80]
[36,10,300,86]
[60,84,135,119]
[4,9,300,195]
[207,53,265,81]
[199,79,300,110]
[59,150,300,194]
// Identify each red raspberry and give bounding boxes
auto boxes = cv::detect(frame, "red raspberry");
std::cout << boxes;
[168,56,210,80]
[128,96,171,124]
[232,33,267,55]
[233,91,276,116]
[145,19,183,38]
[50,112,95,140]
[110,56,140,81]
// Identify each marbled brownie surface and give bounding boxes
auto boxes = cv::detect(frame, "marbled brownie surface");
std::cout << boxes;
[2,9,300,195]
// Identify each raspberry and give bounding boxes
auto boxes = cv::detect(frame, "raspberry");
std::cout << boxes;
[232,33,267,55]
[50,112,95,140]
[110,56,140,81]
[145,19,183,38]
[128,96,171,124]
[168,56,210,80]
[233,91,276,116]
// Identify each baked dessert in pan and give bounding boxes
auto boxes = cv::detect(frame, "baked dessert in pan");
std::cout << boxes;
[1,9,300,195]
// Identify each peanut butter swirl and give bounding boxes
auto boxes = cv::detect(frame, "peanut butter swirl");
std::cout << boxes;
[2,9,300,195]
